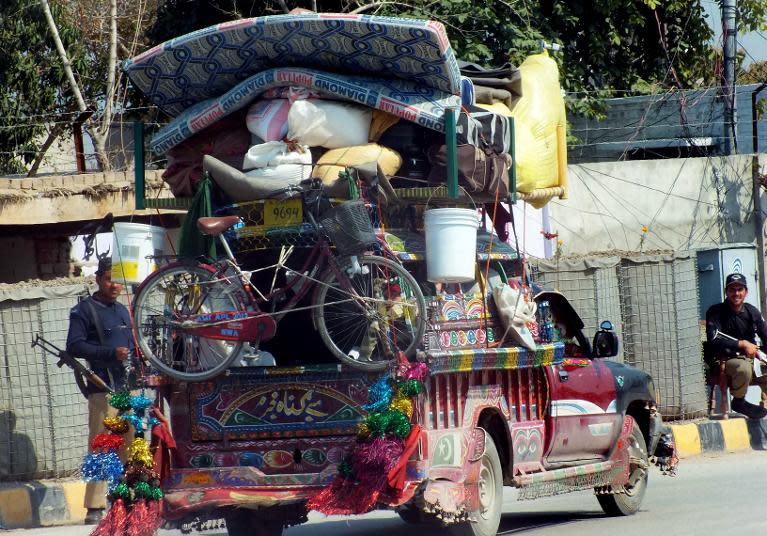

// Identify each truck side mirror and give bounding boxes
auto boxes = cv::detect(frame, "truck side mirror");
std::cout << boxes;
[593,320,619,358]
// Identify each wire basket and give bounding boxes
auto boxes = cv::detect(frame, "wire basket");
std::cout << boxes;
[319,200,377,256]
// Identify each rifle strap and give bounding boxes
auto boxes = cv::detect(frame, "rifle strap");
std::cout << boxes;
[83,296,114,391]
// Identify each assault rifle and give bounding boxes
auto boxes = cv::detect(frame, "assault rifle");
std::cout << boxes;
[31,334,113,397]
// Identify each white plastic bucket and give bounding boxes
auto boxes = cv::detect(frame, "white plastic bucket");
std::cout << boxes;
[111,223,167,284]
[424,208,480,282]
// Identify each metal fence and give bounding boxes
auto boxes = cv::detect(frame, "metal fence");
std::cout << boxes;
[0,283,91,481]
[529,256,624,362]
[619,253,707,419]
[531,252,708,420]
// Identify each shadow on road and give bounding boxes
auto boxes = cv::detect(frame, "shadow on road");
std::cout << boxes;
[497,510,605,534]
[282,509,606,536]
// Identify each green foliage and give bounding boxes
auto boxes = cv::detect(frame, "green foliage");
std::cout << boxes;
[145,1,759,119]
[0,0,95,174]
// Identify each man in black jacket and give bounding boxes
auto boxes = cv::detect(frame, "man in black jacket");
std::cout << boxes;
[66,257,134,524]
[706,273,767,420]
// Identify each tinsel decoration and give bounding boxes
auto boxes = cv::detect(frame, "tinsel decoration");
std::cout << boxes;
[127,437,154,467]
[132,481,153,499]
[357,422,370,439]
[88,391,167,536]
[389,393,413,419]
[122,414,149,433]
[362,376,393,413]
[307,353,428,515]
[89,498,128,536]
[129,394,153,411]
[103,417,130,435]
[82,451,124,486]
[386,410,411,439]
[111,483,131,500]
[396,379,424,397]
[91,433,125,452]
[109,391,133,411]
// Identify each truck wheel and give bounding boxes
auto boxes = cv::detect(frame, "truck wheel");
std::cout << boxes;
[597,420,649,516]
[448,436,503,536]
[225,510,283,536]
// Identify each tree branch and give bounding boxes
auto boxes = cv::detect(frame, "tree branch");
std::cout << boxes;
[27,122,66,178]
[39,0,87,112]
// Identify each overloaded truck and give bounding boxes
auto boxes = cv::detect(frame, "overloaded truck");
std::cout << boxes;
[119,12,674,536]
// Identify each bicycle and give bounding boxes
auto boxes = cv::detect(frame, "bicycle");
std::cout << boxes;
[131,179,426,381]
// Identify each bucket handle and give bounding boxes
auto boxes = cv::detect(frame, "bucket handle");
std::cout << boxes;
[425,183,478,212]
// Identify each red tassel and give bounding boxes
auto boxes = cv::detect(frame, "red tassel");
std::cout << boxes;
[127,499,163,536]
[150,407,176,482]
[306,477,381,515]
[90,499,128,536]
[386,425,421,496]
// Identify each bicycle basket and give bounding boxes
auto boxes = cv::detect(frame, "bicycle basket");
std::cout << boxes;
[319,200,376,256]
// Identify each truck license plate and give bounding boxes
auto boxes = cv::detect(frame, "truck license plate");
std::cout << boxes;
[264,198,302,227]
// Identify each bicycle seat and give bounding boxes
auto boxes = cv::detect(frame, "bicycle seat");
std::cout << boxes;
[197,216,241,236]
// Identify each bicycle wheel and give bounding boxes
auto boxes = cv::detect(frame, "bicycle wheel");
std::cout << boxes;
[132,262,247,381]
[313,255,426,371]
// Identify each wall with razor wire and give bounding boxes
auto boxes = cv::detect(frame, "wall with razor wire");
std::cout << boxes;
[0,283,92,481]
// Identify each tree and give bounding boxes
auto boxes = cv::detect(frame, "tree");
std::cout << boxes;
[0,0,158,176]
[146,1,767,120]
[0,0,90,175]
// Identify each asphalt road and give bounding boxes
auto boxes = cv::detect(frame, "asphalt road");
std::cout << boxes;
[9,450,766,536]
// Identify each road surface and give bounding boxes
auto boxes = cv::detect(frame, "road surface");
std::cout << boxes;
[7,450,765,536]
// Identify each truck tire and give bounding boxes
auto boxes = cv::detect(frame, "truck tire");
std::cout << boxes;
[225,510,283,536]
[597,420,649,516]
[448,436,503,536]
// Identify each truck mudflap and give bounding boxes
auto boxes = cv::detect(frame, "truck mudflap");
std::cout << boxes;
[419,427,487,521]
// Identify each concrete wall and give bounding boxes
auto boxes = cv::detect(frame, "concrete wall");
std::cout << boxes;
[0,170,172,225]
[568,84,767,163]
[549,154,767,255]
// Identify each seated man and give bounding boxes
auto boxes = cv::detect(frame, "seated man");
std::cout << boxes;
[706,273,767,419]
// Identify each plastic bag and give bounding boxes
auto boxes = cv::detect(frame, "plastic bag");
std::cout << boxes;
[476,51,567,199]
[246,99,290,141]
[287,100,371,149]
[243,141,311,170]
[492,282,537,350]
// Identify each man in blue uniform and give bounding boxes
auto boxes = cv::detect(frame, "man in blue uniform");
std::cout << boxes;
[706,273,767,420]
[66,257,134,524]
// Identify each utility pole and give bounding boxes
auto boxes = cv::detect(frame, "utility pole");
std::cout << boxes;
[722,0,738,155]
[753,84,767,311]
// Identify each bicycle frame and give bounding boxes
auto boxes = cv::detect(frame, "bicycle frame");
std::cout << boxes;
[177,231,365,343]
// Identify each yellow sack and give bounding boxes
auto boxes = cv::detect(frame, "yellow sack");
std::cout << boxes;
[312,144,402,195]
[477,51,567,201]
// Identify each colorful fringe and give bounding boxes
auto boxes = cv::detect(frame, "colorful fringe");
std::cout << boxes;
[84,391,166,536]
[307,354,428,515]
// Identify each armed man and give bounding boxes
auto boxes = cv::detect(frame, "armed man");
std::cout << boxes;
[706,273,767,420]
[66,257,134,524]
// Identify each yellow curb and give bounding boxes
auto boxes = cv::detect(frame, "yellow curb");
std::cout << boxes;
[670,423,702,458]
[0,487,33,529]
[61,481,87,522]
[720,419,751,451]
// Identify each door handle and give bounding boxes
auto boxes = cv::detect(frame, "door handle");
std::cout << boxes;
[558,369,569,382]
